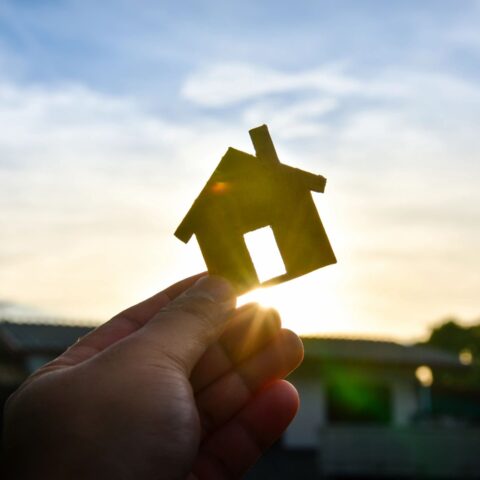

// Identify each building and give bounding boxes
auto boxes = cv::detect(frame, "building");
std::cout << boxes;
[0,319,92,438]
[2,318,479,478]
[248,337,480,479]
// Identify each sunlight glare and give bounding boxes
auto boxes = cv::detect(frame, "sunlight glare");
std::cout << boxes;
[239,268,349,336]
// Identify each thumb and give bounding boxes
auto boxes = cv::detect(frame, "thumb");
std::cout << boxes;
[136,276,236,373]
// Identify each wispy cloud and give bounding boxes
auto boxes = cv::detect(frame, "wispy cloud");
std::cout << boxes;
[181,62,365,107]
[0,81,204,317]
[181,59,480,338]
[1,0,479,339]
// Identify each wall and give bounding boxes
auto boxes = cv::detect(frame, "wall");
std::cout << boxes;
[284,365,420,449]
[284,376,326,448]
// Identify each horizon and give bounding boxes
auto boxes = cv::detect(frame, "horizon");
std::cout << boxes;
[0,304,469,347]
[1,1,479,342]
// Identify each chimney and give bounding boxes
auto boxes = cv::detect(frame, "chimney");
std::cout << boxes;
[249,124,280,164]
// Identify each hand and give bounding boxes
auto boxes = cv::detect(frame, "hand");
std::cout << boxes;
[2,275,304,479]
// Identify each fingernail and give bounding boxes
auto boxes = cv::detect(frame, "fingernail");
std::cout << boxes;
[187,276,235,303]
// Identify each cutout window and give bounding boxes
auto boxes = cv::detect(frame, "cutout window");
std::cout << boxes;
[244,227,286,283]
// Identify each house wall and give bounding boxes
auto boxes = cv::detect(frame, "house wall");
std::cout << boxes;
[318,426,480,479]
[391,377,418,425]
[284,377,326,449]
[333,366,418,426]
[284,366,419,449]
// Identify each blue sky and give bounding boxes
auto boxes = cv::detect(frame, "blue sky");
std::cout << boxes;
[1,0,479,340]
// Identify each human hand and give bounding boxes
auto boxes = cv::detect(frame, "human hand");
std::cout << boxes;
[2,275,303,479]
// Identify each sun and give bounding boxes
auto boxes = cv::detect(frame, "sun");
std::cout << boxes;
[234,224,346,336]
[162,214,349,337]
[238,266,348,337]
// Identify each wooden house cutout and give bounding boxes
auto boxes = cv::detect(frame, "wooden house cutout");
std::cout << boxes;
[175,125,336,294]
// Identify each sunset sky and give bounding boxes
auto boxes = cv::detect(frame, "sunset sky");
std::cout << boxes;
[1,1,479,341]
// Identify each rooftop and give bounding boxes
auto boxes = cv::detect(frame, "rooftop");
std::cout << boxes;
[302,336,463,369]
[0,320,464,370]
[0,321,93,355]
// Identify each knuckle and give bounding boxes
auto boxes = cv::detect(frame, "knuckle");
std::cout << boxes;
[165,295,223,329]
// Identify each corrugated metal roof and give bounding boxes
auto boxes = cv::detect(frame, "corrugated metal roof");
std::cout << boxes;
[302,337,462,368]
[0,322,93,354]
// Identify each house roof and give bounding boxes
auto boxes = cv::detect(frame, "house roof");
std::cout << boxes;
[302,337,463,369]
[1,319,460,369]
[0,321,93,355]
[175,140,327,243]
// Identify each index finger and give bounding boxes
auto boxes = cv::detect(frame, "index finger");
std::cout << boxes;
[53,272,207,367]
[118,272,207,324]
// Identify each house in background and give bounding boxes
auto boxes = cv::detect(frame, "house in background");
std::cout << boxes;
[175,125,336,293]
[0,320,92,375]
[0,319,92,438]
[2,317,480,478]
[248,337,480,479]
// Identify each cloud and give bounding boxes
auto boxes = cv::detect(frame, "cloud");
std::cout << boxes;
[181,62,373,107]
[180,61,480,171]
[243,97,338,139]
[0,82,189,168]
[0,80,208,317]
[1,48,480,337]
[0,78,286,319]
[183,60,480,116]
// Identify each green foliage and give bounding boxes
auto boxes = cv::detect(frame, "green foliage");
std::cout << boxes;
[422,317,480,389]
[428,319,480,358]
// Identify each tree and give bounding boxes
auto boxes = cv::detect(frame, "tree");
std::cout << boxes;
[421,317,480,389]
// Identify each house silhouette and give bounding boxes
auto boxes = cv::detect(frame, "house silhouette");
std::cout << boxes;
[175,125,336,293]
